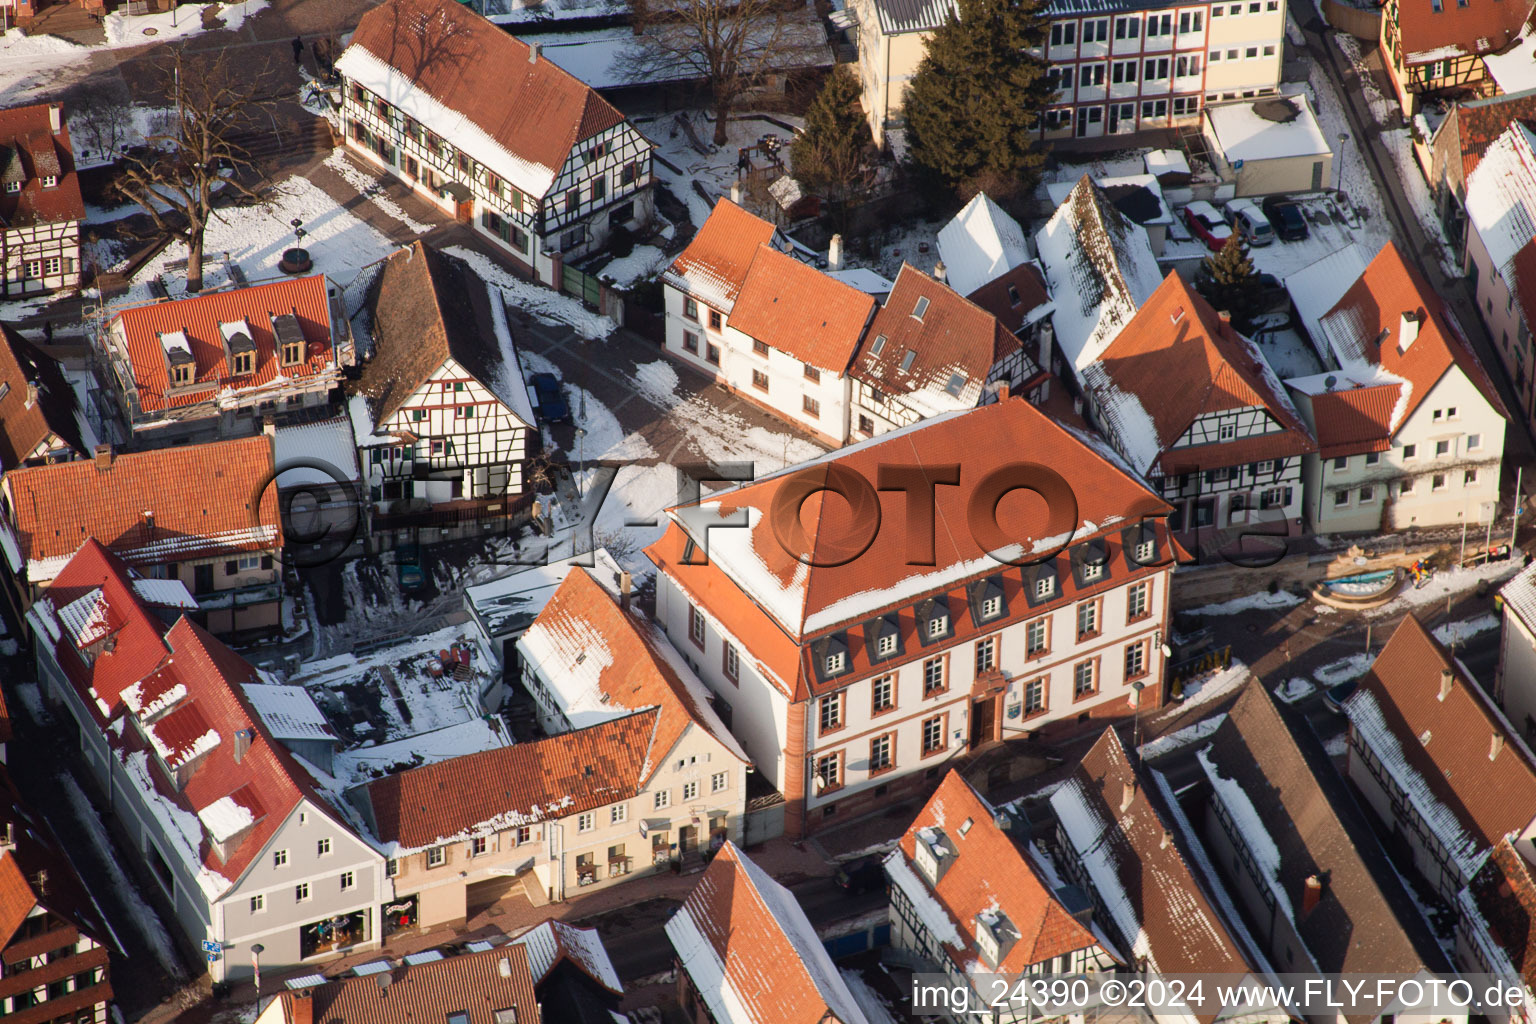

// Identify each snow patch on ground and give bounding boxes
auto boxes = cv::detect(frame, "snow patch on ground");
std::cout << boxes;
[1315,651,1374,685]
[448,245,616,339]
[1168,659,1251,713]
[12,682,46,723]
[322,150,436,233]
[1190,591,1303,615]
[1374,559,1523,614]
[103,0,268,47]
[1433,613,1500,647]
[597,245,667,288]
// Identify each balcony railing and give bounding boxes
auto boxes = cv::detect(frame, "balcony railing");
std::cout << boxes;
[196,581,282,611]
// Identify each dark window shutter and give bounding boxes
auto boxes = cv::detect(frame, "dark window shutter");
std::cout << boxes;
[261,556,273,570]
[224,560,237,575]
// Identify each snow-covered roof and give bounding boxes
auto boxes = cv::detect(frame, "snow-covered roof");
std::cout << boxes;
[196,795,256,845]
[272,416,362,486]
[507,919,624,994]
[1035,177,1164,374]
[1045,174,1172,227]
[936,192,1032,299]
[1466,122,1536,274]
[1196,746,1294,918]
[827,267,896,295]
[1204,96,1332,163]
[158,330,191,360]
[242,683,338,744]
[130,578,199,610]
[1144,149,1191,178]
[1503,559,1536,632]
[1484,37,1536,95]
[465,549,624,640]
[1284,243,1369,347]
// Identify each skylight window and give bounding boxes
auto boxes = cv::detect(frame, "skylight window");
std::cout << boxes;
[901,350,917,372]
[945,373,965,397]
[912,296,930,320]
[871,334,887,355]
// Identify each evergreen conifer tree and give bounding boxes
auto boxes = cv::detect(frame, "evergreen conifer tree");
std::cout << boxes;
[902,0,1052,202]
[791,66,874,229]
[1198,234,1264,328]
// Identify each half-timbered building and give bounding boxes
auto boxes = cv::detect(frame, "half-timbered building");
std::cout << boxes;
[884,771,1118,1021]
[1072,271,1316,546]
[645,398,1176,838]
[0,103,83,296]
[847,264,1046,440]
[1379,0,1531,114]
[99,275,350,447]
[0,321,95,471]
[335,0,654,288]
[349,242,535,534]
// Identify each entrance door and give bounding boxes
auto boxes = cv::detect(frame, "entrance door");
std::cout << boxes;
[679,825,698,854]
[456,200,474,224]
[970,696,998,747]
[1076,107,1090,137]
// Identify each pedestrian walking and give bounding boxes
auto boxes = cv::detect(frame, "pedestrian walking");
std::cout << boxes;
[41,320,52,343]
[291,36,304,66]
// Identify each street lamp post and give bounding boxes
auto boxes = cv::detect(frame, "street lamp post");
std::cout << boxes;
[1336,132,1349,192]
[1131,680,1146,762]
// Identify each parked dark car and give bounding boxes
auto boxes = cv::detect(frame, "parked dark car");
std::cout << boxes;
[835,856,886,895]
[1261,196,1309,241]
[1322,677,1358,714]
[530,373,570,423]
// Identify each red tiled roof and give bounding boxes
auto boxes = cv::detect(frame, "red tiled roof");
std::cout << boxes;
[0,322,89,471]
[1308,385,1399,457]
[1468,838,1536,991]
[520,568,743,784]
[30,540,330,901]
[644,398,1172,693]
[851,263,1021,402]
[1457,94,1536,179]
[1062,730,1258,1021]
[661,200,778,312]
[727,245,875,372]
[0,104,85,227]
[1096,272,1315,474]
[1322,241,1508,429]
[277,945,541,1024]
[110,276,336,413]
[966,262,1052,338]
[342,0,625,185]
[32,540,173,720]
[669,843,862,1024]
[1351,615,1536,852]
[1396,0,1532,63]
[4,435,280,576]
[897,771,1102,973]
[362,710,657,850]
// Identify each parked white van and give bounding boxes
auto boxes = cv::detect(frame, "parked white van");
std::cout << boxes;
[1224,198,1275,247]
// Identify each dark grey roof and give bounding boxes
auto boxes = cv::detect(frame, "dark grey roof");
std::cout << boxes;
[1203,681,1450,1015]
[872,0,957,34]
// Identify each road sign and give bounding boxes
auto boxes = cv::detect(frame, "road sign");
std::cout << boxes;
[201,940,221,953]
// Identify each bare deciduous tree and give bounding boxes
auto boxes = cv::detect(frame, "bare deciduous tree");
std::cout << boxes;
[614,0,809,145]
[114,47,280,293]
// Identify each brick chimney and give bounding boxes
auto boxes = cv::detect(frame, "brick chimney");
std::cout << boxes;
[619,570,633,612]
[933,260,947,284]
[291,992,314,1024]
[995,381,1010,403]
[1302,874,1323,916]
[94,444,113,470]
[528,41,540,63]
[1218,310,1232,325]
[24,381,37,409]
[827,234,844,271]
[1439,667,1454,701]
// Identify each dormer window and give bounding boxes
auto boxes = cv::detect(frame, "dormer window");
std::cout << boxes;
[1025,561,1060,606]
[1123,523,1160,568]
[975,910,1015,968]
[1035,575,1054,598]
[1136,540,1154,562]
[983,595,1003,618]
[878,633,897,656]
[40,176,56,188]
[970,575,1007,623]
[867,615,902,662]
[815,632,852,681]
[272,313,306,368]
[3,182,18,194]
[1083,560,1103,581]
[825,651,846,674]
[232,351,254,375]
[1072,540,1110,587]
[976,920,1000,965]
[171,363,192,385]
[917,597,952,644]
[914,826,950,885]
